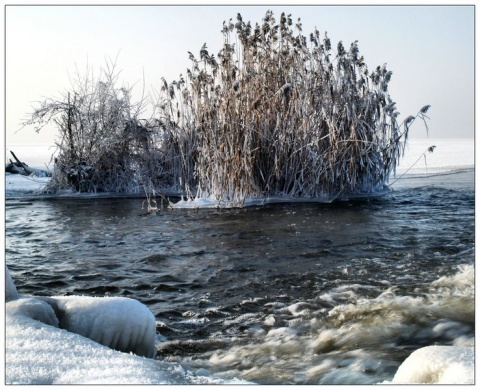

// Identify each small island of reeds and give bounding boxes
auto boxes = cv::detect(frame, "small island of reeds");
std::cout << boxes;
[23,11,430,208]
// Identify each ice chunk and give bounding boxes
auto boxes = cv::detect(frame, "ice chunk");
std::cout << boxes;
[48,295,156,358]
[390,345,474,384]
[7,297,59,327]
[6,265,19,302]
[6,267,156,358]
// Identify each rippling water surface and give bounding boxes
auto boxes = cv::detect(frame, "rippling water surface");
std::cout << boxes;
[6,170,475,384]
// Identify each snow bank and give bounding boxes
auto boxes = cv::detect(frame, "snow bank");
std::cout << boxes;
[6,311,249,385]
[389,346,474,384]
[5,173,49,196]
[6,310,184,384]
[5,267,250,384]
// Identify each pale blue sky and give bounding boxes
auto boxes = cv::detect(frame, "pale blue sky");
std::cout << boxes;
[5,4,475,145]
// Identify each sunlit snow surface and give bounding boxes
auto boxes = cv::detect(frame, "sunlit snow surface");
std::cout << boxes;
[5,267,250,385]
[6,316,248,384]
[394,138,474,176]
[388,346,474,384]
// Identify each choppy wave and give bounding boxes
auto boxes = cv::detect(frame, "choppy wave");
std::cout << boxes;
[156,264,474,384]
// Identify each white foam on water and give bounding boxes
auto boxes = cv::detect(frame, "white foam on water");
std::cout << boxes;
[202,264,474,384]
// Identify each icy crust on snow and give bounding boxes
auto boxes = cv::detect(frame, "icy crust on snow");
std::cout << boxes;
[5,304,250,385]
[5,266,250,385]
[6,311,168,385]
[6,312,248,385]
[395,138,474,176]
[5,173,50,195]
[388,346,474,384]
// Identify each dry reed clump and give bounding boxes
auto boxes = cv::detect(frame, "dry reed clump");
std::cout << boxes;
[23,61,173,195]
[157,11,430,206]
[24,11,430,207]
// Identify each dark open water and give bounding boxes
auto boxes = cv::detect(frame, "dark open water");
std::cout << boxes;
[5,169,475,384]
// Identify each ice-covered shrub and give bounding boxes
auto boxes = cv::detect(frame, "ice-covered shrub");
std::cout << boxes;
[23,61,170,194]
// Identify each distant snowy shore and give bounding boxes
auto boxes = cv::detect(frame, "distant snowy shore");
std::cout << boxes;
[393,138,474,176]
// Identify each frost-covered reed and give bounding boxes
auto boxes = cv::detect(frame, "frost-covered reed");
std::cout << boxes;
[156,11,430,206]
[24,11,429,207]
